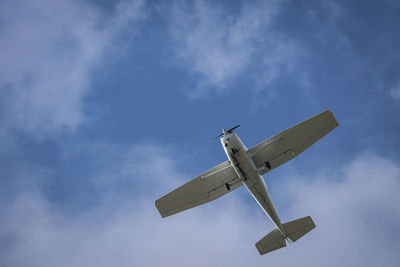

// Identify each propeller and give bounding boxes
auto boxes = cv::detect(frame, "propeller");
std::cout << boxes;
[216,124,240,138]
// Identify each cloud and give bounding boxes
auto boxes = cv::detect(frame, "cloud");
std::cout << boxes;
[0,0,144,134]
[168,0,296,98]
[1,147,399,266]
[0,142,264,266]
[270,154,400,266]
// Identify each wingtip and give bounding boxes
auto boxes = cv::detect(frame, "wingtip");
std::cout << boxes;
[154,199,165,218]
[325,109,339,127]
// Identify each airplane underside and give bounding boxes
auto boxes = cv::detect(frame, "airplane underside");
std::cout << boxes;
[226,140,284,234]
[155,110,339,255]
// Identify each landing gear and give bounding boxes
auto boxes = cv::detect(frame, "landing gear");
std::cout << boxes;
[265,161,271,170]
[225,183,231,191]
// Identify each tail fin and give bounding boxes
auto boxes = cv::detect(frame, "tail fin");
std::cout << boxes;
[255,216,316,255]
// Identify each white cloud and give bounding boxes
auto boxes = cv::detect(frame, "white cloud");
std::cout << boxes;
[270,154,400,266]
[169,0,295,98]
[0,0,143,134]
[1,148,399,266]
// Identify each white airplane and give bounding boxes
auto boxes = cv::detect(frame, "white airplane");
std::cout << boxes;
[155,110,338,255]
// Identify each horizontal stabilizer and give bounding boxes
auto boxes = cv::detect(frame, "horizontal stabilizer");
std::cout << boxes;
[255,229,286,255]
[283,216,316,242]
[255,216,316,255]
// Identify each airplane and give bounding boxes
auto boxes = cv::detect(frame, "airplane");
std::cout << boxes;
[155,110,339,255]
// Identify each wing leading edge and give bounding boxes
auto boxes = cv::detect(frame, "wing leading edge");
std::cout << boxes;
[249,110,339,175]
[155,160,241,218]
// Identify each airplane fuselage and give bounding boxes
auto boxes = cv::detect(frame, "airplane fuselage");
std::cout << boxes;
[221,132,285,235]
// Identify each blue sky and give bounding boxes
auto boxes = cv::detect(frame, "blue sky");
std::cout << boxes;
[1,0,400,266]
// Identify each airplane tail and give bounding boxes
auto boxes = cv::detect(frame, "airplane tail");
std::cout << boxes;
[255,216,316,255]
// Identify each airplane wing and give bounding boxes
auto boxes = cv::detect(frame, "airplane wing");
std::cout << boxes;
[155,160,241,218]
[248,110,339,175]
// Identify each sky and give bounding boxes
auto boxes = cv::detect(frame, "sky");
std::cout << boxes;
[1,0,400,266]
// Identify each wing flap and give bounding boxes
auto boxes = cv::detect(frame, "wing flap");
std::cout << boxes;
[249,110,338,175]
[155,160,241,218]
